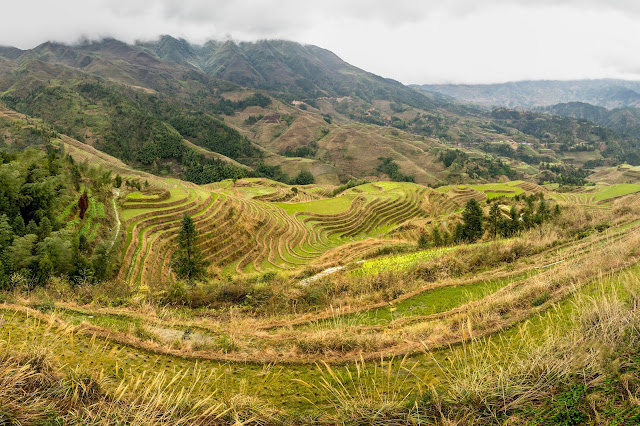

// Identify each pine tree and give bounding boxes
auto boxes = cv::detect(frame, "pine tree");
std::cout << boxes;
[0,215,13,250]
[417,231,429,248]
[454,222,464,243]
[462,198,484,242]
[13,215,25,237]
[38,217,52,240]
[536,199,550,224]
[71,164,81,191]
[172,214,207,284]
[91,242,111,281]
[522,208,533,230]
[25,220,38,236]
[432,225,443,246]
[443,229,452,245]
[509,205,520,236]
[487,203,502,239]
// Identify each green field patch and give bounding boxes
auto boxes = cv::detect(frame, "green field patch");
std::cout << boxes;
[315,271,536,328]
[56,199,77,221]
[233,186,278,198]
[58,308,139,334]
[275,195,354,215]
[353,246,457,276]
[125,188,184,203]
[126,192,161,200]
[87,222,100,242]
[436,182,525,199]
[121,189,196,221]
[592,184,640,202]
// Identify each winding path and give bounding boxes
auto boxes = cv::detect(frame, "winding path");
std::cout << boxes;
[108,189,121,253]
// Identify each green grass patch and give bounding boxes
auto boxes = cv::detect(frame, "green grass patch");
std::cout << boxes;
[121,189,197,222]
[234,186,279,198]
[344,272,534,326]
[353,246,457,276]
[126,192,159,200]
[592,184,640,202]
[275,195,354,215]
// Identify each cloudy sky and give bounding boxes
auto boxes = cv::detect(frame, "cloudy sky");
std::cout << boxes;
[2,0,640,84]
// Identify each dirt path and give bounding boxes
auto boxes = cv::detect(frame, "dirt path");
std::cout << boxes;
[108,189,121,253]
[298,260,363,286]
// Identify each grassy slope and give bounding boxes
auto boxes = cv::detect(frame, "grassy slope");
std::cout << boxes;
[3,255,639,421]
[0,140,639,420]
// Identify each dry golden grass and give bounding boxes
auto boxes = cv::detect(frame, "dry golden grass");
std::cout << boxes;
[302,273,640,424]
[0,335,282,425]
[7,212,637,365]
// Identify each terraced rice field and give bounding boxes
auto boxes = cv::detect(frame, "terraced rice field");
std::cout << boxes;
[4,152,640,420]
[118,180,458,286]
[40,208,640,365]
[118,178,640,288]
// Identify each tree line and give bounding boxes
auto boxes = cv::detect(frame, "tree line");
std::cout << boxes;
[419,194,560,249]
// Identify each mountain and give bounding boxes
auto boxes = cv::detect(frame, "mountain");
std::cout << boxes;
[415,79,640,109]
[535,102,640,152]
[2,35,640,188]
[137,37,445,109]
[2,36,442,111]
[0,37,456,186]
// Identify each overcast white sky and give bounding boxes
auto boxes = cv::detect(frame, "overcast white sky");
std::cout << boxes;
[3,0,640,84]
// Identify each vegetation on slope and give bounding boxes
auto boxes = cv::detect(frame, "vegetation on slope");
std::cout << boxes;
[0,120,118,287]
[3,36,640,424]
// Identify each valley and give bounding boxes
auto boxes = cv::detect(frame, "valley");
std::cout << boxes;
[0,36,639,424]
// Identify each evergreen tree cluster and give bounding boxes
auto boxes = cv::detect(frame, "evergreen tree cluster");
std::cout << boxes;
[0,148,114,288]
[425,194,560,249]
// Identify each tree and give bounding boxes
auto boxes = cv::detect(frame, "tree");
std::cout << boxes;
[172,214,207,284]
[0,215,13,250]
[417,231,429,248]
[508,205,520,236]
[8,234,37,272]
[38,217,52,240]
[25,220,38,235]
[38,234,72,276]
[454,222,464,243]
[13,215,25,237]
[91,242,111,281]
[536,198,551,224]
[432,225,443,246]
[521,208,534,230]
[487,203,502,239]
[462,198,484,242]
[293,170,314,185]
[37,254,53,285]
[71,164,81,191]
[443,229,452,245]
[78,191,89,219]
[113,174,122,188]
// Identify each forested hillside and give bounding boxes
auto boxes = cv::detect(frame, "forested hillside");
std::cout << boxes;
[2,37,640,188]
[0,117,117,286]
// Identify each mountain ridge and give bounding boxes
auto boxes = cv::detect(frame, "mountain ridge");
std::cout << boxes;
[1,35,442,111]
[2,35,640,188]
[415,79,640,109]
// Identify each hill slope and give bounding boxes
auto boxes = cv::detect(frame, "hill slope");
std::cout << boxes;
[4,36,640,186]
